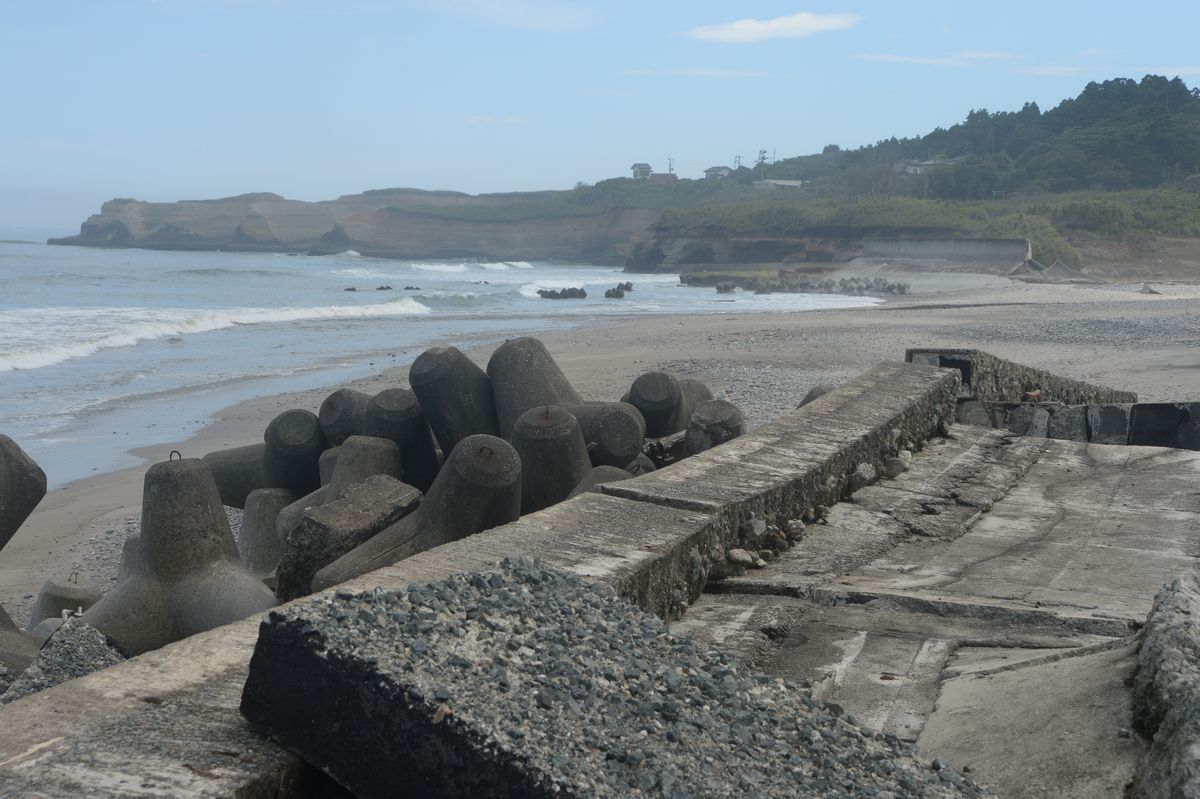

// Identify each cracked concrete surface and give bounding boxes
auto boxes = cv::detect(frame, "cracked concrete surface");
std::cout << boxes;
[687,424,1200,797]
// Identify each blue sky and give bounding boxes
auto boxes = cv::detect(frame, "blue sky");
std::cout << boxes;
[3,0,1198,232]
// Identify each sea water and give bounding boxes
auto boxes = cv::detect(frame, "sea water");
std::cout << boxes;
[0,238,877,486]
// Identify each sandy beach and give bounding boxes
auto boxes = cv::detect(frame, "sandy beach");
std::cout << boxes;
[5,276,1199,625]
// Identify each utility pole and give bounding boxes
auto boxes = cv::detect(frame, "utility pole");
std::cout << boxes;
[734,155,742,169]
[667,157,674,174]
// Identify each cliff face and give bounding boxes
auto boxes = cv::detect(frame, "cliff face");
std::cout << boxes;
[50,190,659,263]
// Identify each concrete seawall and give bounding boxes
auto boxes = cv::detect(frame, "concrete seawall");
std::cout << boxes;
[0,361,959,796]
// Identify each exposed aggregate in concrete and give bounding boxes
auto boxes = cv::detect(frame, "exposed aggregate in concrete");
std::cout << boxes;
[1,619,125,704]
[244,558,982,798]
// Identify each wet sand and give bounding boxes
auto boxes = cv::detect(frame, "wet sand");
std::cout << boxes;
[5,276,1199,623]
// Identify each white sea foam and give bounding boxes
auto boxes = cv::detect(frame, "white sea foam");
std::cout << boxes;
[411,262,469,273]
[332,267,391,279]
[505,261,534,269]
[0,299,431,372]
[477,262,511,271]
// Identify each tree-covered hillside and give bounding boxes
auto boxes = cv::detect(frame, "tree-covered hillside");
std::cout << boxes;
[763,76,1200,199]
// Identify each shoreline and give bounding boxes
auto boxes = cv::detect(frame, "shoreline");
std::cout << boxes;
[5,276,1199,623]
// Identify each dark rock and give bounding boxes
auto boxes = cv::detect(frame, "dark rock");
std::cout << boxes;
[798,384,836,408]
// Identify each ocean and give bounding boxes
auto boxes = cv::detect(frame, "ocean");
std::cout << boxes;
[0,238,877,486]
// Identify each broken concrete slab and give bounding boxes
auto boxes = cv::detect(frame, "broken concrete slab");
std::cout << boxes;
[920,643,1144,799]
[274,475,421,602]
[241,560,982,798]
[668,593,810,668]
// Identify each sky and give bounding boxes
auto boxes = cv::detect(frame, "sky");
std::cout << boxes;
[3,0,1199,233]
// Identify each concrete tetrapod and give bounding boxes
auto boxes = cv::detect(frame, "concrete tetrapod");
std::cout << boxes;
[627,371,687,438]
[678,378,715,414]
[566,465,632,499]
[262,409,327,497]
[487,337,583,438]
[201,443,267,509]
[239,488,297,584]
[512,405,592,515]
[318,388,372,446]
[683,398,745,456]
[564,403,646,469]
[81,459,277,656]
[325,435,404,498]
[0,435,47,549]
[362,388,441,492]
[27,579,104,630]
[312,434,520,591]
[409,346,500,456]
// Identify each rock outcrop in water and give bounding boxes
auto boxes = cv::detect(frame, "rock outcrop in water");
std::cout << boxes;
[49,190,659,263]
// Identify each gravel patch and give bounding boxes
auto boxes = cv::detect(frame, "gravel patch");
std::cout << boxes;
[1,619,125,704]
[242,558,983,798]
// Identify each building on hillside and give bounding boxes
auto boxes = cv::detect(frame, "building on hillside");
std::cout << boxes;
[895,155,965,175]
[704,166,733,180]
[630,163,653,179]
[649,172,679,184]
[752,179,810,190]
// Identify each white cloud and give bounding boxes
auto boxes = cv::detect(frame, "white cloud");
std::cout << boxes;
[680,11,861,44]
[624,67,770,78]
[465,114,493,126]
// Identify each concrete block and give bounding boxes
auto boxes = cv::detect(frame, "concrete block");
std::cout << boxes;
[678,378,714,413]
[318,445,340,486]
[317,388,371,446]
[201,442,266,509]
[275,486,328,545]
[82,459,277,655]
[683,398,744,456]
[512,405,591,515]
[1005,405,1050,437]
[1088,404,1132,445]
[567,465,632,499]
[263,409,327,497]
[564,402,645,469]
[1047,405,1088,442]
[241,561,976,799]
[27,579,104,630]
[362,388,440,492]
[312,435,520,591]
[1129,403,1190,448]
[409,345,500,455]
[0,435,47,549]
[239,488,296,582]
[325,435,403,498]
[487,337,583,438]
[275,475,420,602]
[955,400,996,428]
[628,371,687,437]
